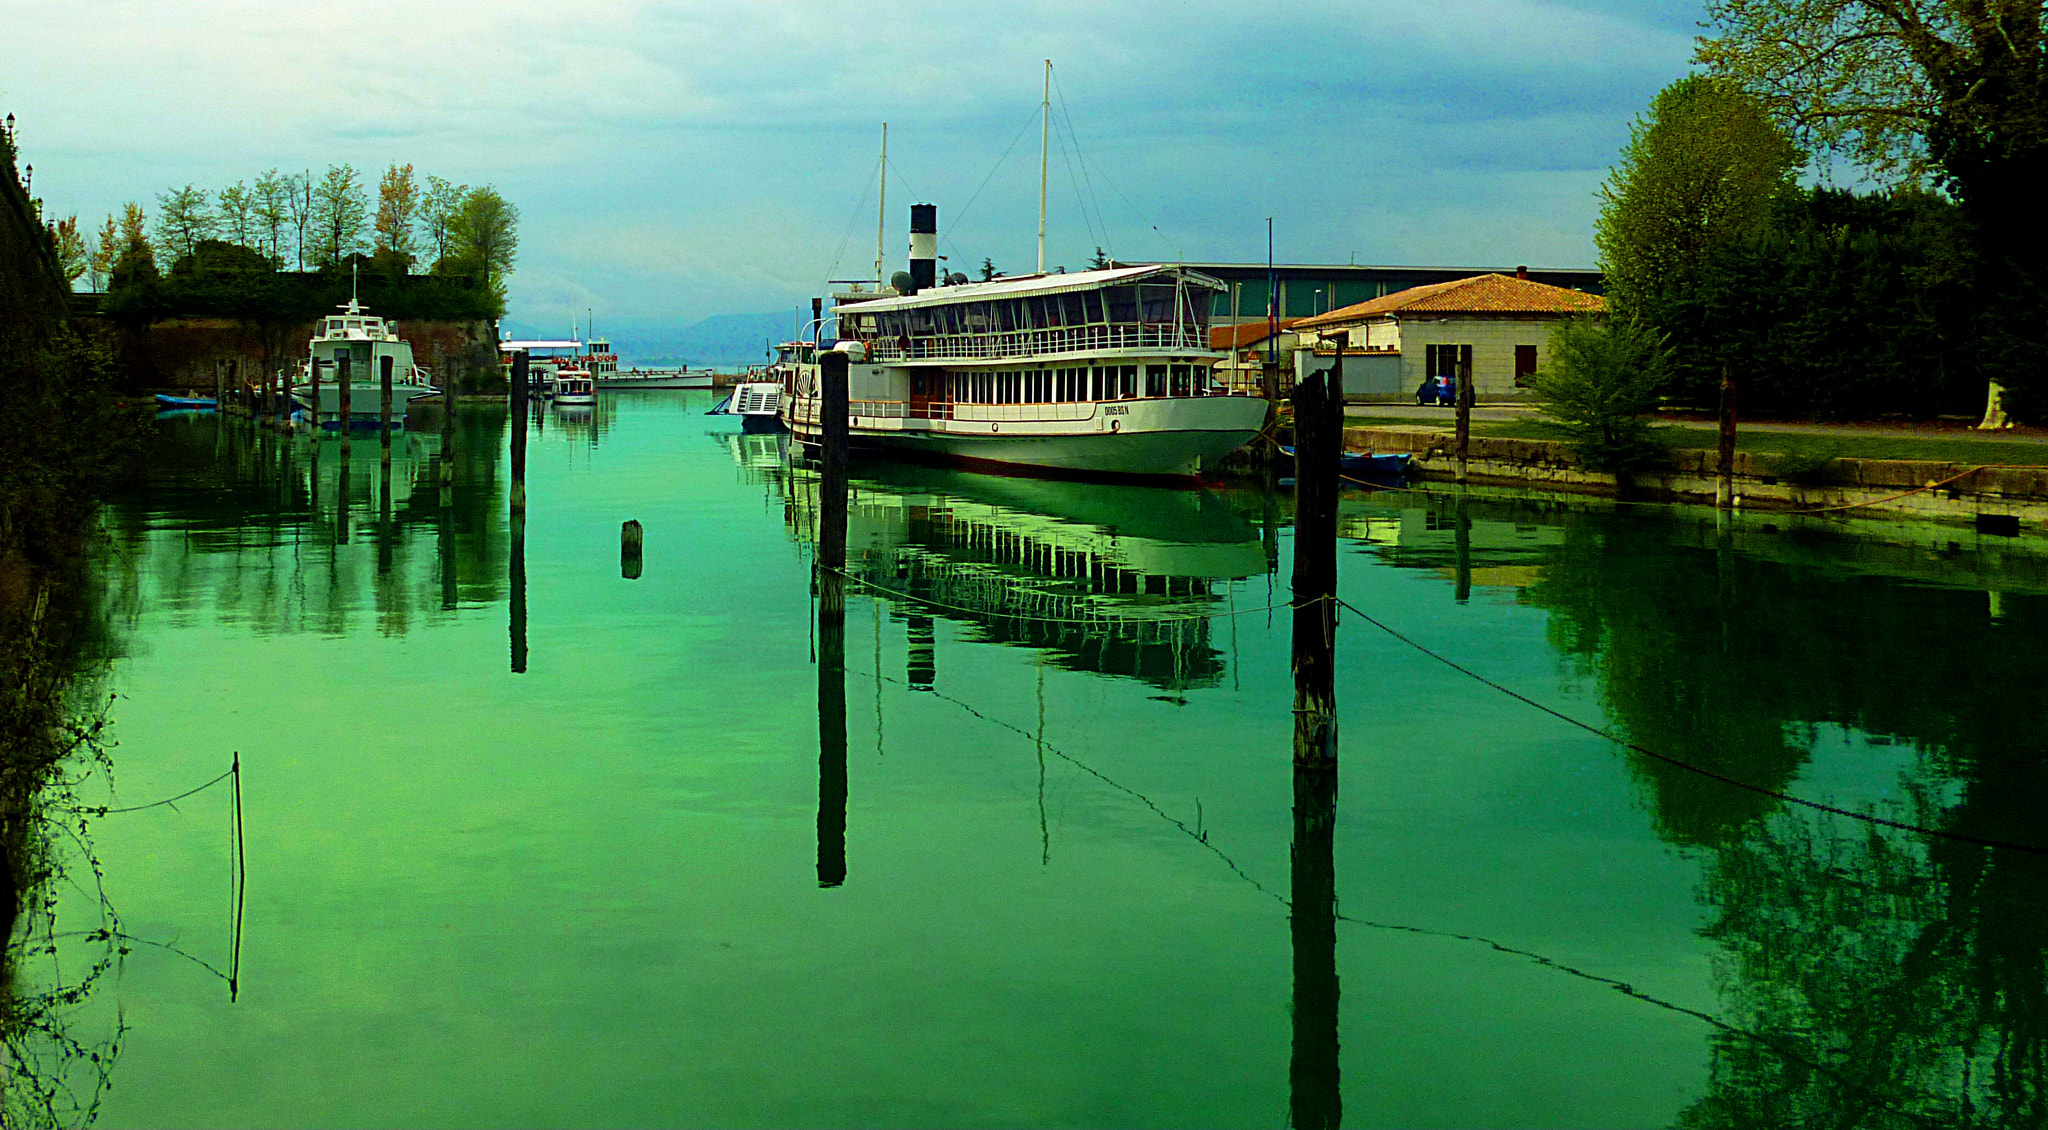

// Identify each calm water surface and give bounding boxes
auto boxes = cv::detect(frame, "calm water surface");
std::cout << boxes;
[26,392,2048,1127]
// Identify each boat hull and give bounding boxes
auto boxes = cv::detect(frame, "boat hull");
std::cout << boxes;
[292,383,435,429]
[596,372,713,390]
[792,395,1266,479]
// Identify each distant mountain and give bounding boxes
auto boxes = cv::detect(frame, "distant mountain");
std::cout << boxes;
[597,310,797,368]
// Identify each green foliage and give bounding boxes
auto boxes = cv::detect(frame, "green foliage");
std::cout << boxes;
[1639,186,1977,417]
[311,164,367,267]
[449,186,517,293]
[1524,318,1670,472]
[104,266,495,325]
[1596,75,1803,317]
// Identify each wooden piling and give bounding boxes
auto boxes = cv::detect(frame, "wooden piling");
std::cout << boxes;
[439,363,457,491]
[510,509,528,674]
[1455,344,1473,485]
[621,519,643,580]
[1453,496,1472,604]
[281,354,294,431]
[816,346,850,888]
[338,354,353,440]
[510,351,529,513]
[380,354,394,469]
[309,355,323,438]
[1290,339,1343,1130]
[1716,368,1738,510]
[1292,337,1340,774]
[214,359,225,408]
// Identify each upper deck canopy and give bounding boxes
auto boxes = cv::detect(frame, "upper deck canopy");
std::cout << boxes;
[834,265,1224,313]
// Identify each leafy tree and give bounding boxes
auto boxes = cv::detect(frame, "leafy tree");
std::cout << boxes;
[152,184,213,269]
[419,174,466,267]
[1699,1,2048,414]
[310,164,366,267]
[448,186,518,301]
[1525,318,1669,472]
[1596,76,1802,318]
[48,216,87,289]
[88,215,118,292]
[216,181,255,249]
[374,162,418,270]
[1088,246,1110,270]
[978,257,998,281]
[286,170,312,270]
[253,168,291,265]
[170,238,274,276]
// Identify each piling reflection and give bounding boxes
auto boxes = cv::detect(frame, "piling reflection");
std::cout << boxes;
[1349,491,2048,1126]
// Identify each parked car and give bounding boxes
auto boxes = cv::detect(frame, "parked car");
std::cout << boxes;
[1415,375,1458,406]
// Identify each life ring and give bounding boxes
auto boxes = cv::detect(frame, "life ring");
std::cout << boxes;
[991,422,1000,433]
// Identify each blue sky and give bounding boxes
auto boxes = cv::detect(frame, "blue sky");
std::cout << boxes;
[6,0,1701,351]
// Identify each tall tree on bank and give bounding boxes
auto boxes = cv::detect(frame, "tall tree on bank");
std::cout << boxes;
[449,186,518,307]
[419,175,466,268]
[48,216,87,290]
[1699,1,2048,416]
[286,171,312,270]
[88,215,118,292]
[311,164,367,268]
[217,181,255,249]
[373,163,419,272]
[253,168,290,266]
[1596,76,1803,317]
[153,184,213,270]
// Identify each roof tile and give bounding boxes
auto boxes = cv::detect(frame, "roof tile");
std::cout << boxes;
[1294,274,1604,328]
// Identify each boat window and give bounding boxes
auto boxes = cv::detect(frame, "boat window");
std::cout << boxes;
[1139,286,1175,323]
[1062,292,1090,325]
[1146,365,1168,398]
[1171,364,1192,397]
[1106,287,1138,323]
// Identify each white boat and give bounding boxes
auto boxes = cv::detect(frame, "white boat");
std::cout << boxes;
[728,379,786,432]
[289,298,437,430]
[785,254,1266,479]
[553,369,597,406]
[581,337,715,389]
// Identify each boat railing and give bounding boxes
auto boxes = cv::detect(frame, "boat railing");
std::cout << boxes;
[860,323,1211,363]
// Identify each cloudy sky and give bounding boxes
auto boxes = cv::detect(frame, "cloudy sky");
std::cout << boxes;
[7,0,1701,348]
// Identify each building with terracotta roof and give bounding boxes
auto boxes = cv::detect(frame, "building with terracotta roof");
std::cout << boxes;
[1290,270,1607,403]
[1208,318,1300,393]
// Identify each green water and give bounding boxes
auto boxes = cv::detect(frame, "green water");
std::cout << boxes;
[17,392,2047,1127]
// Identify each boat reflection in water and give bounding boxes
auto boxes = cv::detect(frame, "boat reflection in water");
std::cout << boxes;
[774,457,1267,690]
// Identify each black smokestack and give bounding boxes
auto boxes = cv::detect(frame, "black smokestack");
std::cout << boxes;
[909,203,937,292]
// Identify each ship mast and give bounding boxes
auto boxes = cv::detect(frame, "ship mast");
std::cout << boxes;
[1037,60,1049,275]
[875,122,887,287]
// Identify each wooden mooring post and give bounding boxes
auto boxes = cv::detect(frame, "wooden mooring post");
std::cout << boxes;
[1455,344,1473,485]
[1716,368,1738,510]
[1290,335,1343,1130]
[510,350,529,513]
[621,520,643,580]
[380,354,394,469]
[816,345,850,888]
[439,365,458,492]
[336,355,352,542]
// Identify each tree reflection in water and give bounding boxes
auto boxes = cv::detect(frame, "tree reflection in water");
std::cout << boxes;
[1512,505,2048,1127]
[1,507,125,1128]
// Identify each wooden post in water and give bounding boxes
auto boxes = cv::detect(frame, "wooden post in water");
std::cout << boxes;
[337,354,353,440]
[1290,337,1342,1130]
[510,351,529,513]
[214,359,225,409]
[1716,367,1738,510]
[816,346,850,888]
[309,356,323,437]
[621,519,643,580]
[1455,344,1473,485]
[380,354,394,470]
[510,507,527,674]
[439,361,458,492]
[1453,495,1472,604]
[281,354,294,432]
[1293,337,1341,772]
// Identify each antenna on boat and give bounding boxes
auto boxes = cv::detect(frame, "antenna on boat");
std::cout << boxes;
[1038,60,1050,275]
[350,261,358,306]
[876,122,887,287]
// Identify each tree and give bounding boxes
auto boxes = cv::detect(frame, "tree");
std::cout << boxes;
[310,164,367,267]
[88,215,118,292]
[48,216,87,289]
[1595,76,1803,318]
[111,203,158,293]
[418,174,466,267]
[373,162,419,270]
[1525,318,1670,472]
[153,184,214,270]
[216,180,256,249]
[285,170,312,270]
[254,169,292,264]
[1699,1,2048,414]
[978,257,998,281]
[449,186,518,296]
[1089,246,1111,270]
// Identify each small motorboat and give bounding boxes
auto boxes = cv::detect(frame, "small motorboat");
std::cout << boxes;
[1279,447,1411,484]
[553,370,597,406]
[154,394,218,409]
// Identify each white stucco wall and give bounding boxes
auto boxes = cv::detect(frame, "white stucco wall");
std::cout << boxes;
[1388,316,1557,401]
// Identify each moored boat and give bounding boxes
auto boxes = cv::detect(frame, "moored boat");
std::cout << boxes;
[290,299,437,430]
[784,213,1267,479]
[553,370,597,406]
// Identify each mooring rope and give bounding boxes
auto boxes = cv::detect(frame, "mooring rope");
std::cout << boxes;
[1334,597,2048,857]
[87,766,234,815]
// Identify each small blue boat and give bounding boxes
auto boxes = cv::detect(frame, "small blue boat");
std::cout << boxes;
[1278,447,1411,482]
[154,394,218,410]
